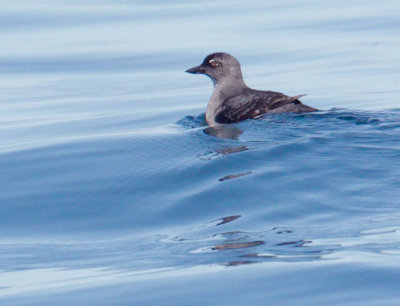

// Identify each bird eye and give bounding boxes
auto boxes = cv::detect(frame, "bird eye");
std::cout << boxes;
[209,59,222,67]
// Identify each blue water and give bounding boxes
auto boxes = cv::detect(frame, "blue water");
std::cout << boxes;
[1,1,400,305]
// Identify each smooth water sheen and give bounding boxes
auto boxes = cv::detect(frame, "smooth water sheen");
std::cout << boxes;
[1,1,400,305]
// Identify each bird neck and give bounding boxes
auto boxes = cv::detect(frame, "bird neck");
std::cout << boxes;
[214,77,247,95]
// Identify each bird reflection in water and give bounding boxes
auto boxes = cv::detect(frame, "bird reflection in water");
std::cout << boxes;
[212,240,264,251]
[197,143,248,161]
[172,215,325,267]
[204,125,243,139]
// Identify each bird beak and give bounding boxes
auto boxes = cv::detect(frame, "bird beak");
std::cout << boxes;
[185,65,206,74]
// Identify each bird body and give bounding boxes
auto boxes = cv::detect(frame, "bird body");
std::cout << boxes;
[186,52,317,126]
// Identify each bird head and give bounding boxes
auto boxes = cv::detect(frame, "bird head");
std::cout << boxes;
[186,52,243,85]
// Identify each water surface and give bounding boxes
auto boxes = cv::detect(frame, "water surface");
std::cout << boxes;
[1,1,400,305]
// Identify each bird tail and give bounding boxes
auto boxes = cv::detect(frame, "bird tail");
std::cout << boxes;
[290,94,307,101]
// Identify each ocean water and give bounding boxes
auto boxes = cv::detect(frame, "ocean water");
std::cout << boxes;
[1,0,400,305]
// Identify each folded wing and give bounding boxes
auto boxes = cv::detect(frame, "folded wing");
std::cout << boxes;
[215,89,313,124]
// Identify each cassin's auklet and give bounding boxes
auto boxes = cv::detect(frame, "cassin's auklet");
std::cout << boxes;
[186,52,317,126]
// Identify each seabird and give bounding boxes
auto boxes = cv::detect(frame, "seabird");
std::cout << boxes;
[186,52,317,126]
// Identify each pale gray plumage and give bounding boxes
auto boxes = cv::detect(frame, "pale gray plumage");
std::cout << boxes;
[186,52,317,126]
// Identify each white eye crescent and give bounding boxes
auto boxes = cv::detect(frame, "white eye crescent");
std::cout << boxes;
[209,59,222,67]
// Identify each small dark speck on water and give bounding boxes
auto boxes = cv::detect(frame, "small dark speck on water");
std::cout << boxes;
[217,215,242,226]
[219,171,253,182]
